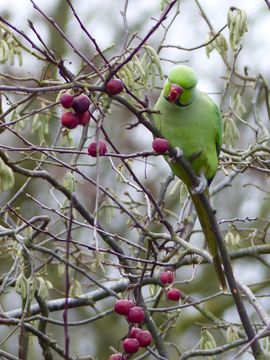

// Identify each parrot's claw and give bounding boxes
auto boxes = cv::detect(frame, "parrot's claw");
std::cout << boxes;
[169,147,183,164]
[192,173,208,195]
[174,147,183,159]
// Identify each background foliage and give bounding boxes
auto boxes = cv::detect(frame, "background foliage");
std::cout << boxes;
[0,1,270,359]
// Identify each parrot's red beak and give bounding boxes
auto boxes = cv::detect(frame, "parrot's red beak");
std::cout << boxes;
[168,84,183,103]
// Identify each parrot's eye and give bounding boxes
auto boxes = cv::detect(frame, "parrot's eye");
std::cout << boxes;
[168,84,183,103]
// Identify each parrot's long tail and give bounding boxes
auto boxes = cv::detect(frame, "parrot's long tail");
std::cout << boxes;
[189,191,227,291]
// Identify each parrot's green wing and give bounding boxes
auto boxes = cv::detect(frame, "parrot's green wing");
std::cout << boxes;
[153,65,226,290]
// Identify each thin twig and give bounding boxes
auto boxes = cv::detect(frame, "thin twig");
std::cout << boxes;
[264,0,270,10]
[64,0,109,65]
[108,0,178,79]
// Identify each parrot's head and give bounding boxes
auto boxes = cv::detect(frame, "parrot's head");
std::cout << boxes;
[163,65,198,106]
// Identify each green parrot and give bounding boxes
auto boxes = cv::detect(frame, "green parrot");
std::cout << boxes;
[153,64,226,290]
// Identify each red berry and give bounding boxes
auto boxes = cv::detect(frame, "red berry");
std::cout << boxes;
[114,299,135,315]
[127,306,145,324]
[61,112,79,129]
[108,354,126,360]
[136,330,152,347]
[152,138,169,154]
[130,327,141,338]
[77,111,91,125]
[87,141,107,157]
[166,288,181,301]
[60,93,74,109]
[72,95,90,114]
[106,79,124,96]
[123,338,140,354]
[160,271,174,285]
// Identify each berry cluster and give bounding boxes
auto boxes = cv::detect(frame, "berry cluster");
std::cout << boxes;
[60,79,124,158]
[109,299,152,358]
[160,270,182,302]
[60,94,91,129]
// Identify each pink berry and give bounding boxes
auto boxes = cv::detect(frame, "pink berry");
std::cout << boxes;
[136,330,152,347]
[123,338,140,354]
[160,271,174,285]
[61,112,79,129]
[127,306,145,324]
[87,141,107,157]
[106,79,124,96]
[166,288,181,301]
[77,111,91,125]
[72,95,90,114]
[130,327,141,338]
[152,138,169,154]
[108,354,127,360]
[114,299,135,315]
[60,93,74,109]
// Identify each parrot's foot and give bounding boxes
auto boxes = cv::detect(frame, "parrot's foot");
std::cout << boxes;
[192,173,208,195]
[169,147,183,163]
[169,147,183,164]
[174,147,183,160]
